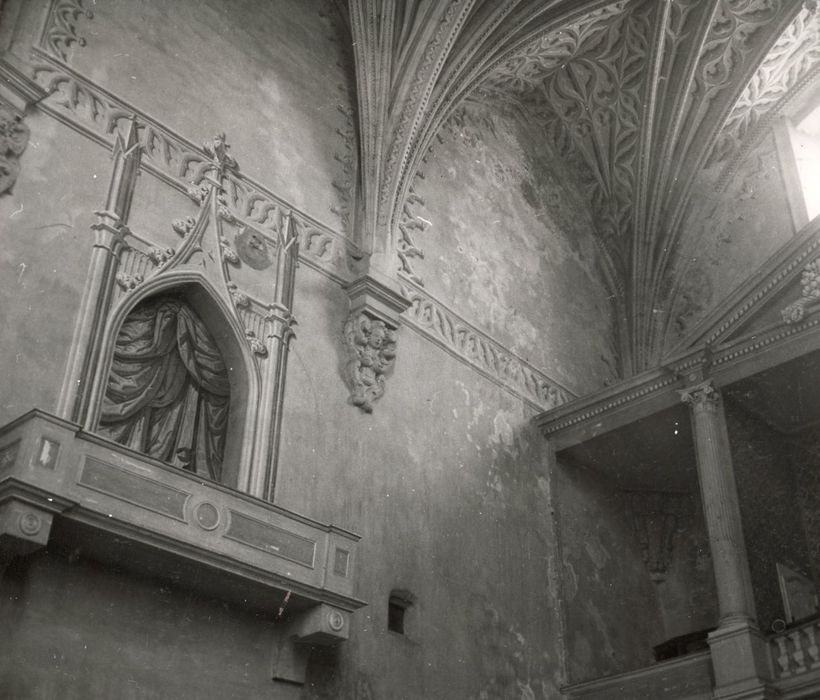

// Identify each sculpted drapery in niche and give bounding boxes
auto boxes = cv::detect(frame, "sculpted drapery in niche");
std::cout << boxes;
[97,294,230,481]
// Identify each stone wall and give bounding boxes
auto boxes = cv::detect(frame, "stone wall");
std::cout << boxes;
[668,133,797,347]
[554,461,663,683]
[726,401,813,632]
[402,103,618,395]
[790,425,820,584]
[0,1,586,697]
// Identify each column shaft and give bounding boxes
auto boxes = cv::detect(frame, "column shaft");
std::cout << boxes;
[682,381,756,626]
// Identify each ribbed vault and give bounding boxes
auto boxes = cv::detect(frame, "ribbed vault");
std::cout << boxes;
[343,0,820,378]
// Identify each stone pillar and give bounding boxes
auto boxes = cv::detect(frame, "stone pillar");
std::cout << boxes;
[680,380,775,700]
[680,380,755,624]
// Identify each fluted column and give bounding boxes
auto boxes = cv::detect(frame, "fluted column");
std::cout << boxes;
[680,379,756,625]
[681,380,775,699]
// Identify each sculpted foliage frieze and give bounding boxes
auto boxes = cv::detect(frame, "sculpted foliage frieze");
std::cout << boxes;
[708,4,820,172]
[400,281,572,411]
[30,52,360,285]
[41,0,95,62]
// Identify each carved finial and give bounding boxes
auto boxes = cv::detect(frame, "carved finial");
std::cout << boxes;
[105,115,142,222]
[204,132,238,173]
[172,215,197,238]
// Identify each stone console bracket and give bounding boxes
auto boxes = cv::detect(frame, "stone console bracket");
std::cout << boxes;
[342,273,411,413]
[0,410,366,659]
[272,604,351,685]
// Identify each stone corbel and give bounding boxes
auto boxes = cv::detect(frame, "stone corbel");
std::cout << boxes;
[0,412,76,576]
[272,604,350,685]
[342,273,411,412]
[0,60,44,196]
[627,490,690,583]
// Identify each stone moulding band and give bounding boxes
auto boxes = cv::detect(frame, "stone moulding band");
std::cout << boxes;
[23,49,573,413]
[28,49,359,286]
[400,278,575,412]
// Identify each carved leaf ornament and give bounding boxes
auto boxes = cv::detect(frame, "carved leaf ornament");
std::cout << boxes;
[344,313,398,413]
[0,106,30,195]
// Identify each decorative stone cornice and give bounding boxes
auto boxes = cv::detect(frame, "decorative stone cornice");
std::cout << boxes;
[29,51,360,286]
[781,258,820,324]
[536,290,820,450]
[675,216,820,352]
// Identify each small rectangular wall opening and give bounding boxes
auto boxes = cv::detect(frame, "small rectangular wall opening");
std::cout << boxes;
[388,589,414,635]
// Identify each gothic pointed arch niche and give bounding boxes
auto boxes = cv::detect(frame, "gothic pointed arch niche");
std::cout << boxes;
[57,124,298,501]
[89,274,259,492]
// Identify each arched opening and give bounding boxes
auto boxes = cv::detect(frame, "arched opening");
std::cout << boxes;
[95,283,253,489]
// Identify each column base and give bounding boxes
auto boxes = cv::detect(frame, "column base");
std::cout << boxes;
[709,620,776,700]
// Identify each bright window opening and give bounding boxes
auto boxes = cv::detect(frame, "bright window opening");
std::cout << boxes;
[791,102,820,222]
[788,105,820,221]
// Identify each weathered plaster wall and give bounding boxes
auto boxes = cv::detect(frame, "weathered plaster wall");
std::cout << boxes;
[553,462,662,683]
[1,135,567,696]
[726,402,813,631]
[14,0,357,235]
[277,266,565,698]
[652,497,718,643]
[0,3,571,698]
[408,104,618,395]
[0,115,106,425]
[0,553,299,700]
[669,135,796,346]
[790,426,820,584]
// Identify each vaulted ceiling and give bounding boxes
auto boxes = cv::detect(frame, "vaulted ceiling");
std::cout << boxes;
[341,0,820,377]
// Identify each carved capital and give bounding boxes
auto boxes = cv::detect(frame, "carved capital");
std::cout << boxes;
[342,274,410,413]
[679,379,720,412]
